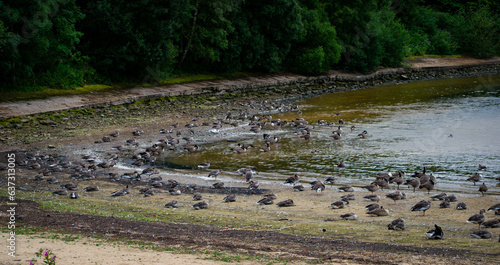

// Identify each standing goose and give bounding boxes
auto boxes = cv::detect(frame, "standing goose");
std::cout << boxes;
[478,183,488,196]
[389,172,405,190]
[425,224,444,239]
[467,209,486,230]
[404,178,420,192]
[208,169,222,180]
[419,180,435,194]
[468,173,482,185]
[311,181,326,193]
[284,174,299,185]
[411,200,431,216]
[361,183,379,194]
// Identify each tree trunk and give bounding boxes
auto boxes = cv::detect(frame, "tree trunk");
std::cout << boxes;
[178,1,199,68]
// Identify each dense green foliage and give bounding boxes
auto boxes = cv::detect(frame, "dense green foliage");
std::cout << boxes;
[0,0,499,91]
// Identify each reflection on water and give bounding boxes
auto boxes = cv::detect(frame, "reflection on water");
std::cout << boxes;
[160,74,500,192]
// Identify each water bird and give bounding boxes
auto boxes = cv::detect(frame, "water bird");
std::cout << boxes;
[284,174,299,185]
[198,161,210,169]
[446,194,458,202]
[357,130,368,138]
[331,199,348,209]
[338,186,354,192]
[456,202,467,210]
[69,192,79,199]
[212,182,224,189]
[83,185,99,192]
[388,218,406,231]
[386,191,406,204]
[389,172,405,189]
[439,198,451,208]
[263,193,277,200]
[223,194,237,203]
[46,177,58,184]
[193,193,203,201]
[411,200,431,216]
[478,183,488,196]
[60,183,78,191]
[208,169,222,180]
[311,181,325,193]
[468,173,482,185]
[470,230,492,239]
[366,206,389,216]
[337,161,346,168]
[419,180,435,194]
[361,183,379,193]
[257,197,274,205]
[365,203,380,211]
[165,200,179,208]
[111,185,129,196]
[293,184,305,191]
[276,199,295,207]
[259,143,271,152]
[52,189,68,196]
[482,218,500,228]
[325,177,336,184]
[330,132,341,140]
[363,194,380,202]
[248,180,260,193]
[487,203,500,212]
[404,178,420,192]
[341,194,356,201]
[467,209,486,230]
[425,224,443,239]
[340,213,357,220]
[478,164,487,170]
[430,193,447,201]
[192,201,209,210]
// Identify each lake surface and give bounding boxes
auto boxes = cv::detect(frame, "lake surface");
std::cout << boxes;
[160,74,500,193]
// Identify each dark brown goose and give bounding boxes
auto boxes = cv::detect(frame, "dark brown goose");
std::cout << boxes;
[60,183,78,191]
[467,173,482,185]
[430,193,447,201]
[338,186,354,192]
[386,191,406,204]
[439,198,451,208]
[482,218,500,228]
[388,218,406,231]
[331,199,348,209]
[363,194,380,202]
[276,199,295,207]
[366,206,389,216]
[341,194,356,201]
[285,174,299,184]
[52,189,68,196]
[456,202,467,210]
[193,193,203,201]
[257,197,274,205]
[83,185,99,192]
[192,201,209,210]
[411,200,431,216]
[488,203,500,212]
[478,183,488,196]
[165,200,179,208]
[361,183,379,193]
[311,181,326,193]
[365,203,380,211]
[293,184,305,191]
[404,178,420,192]
[223,194,236,202]
[470,230,492,239]
[467,209,486,230]
[446,194,458,202]
[263,193,277,200]
[425,224,443,239]
[208,169,222,180]
[419,180,435,194]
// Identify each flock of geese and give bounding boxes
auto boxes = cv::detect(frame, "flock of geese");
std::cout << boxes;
[12,108,500,243]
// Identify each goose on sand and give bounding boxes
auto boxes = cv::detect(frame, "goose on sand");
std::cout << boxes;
[411,200,431,216]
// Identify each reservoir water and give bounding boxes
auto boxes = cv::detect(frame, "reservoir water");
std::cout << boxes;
[160,74,500,193]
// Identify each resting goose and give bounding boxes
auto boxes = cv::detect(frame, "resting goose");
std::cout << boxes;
[340,213,357,220]
[386,191,406,204]
[223,194,236,202]
[192,201,209,210]
[439,198,451,208]
[276,199,295,207]
[366,206,389,216]
[52,189,68,196]
[425,224,443,239]
[487,203,500,212]
[482,218,500,228]
[69,192,79,199]
[411,200,431,216]
[165,200,179,208]
[208,169,222,180]
[193,193,203,201]
[331,199,348,209]
[365,203,380,211]
[388,218,406,231]
[430,193,447,201]
[456,202,467,210]
[341,194,356,201]
[83,185,99,192]
[257,197,274,205]
[338,186,354,192]
[470,230,492,239]
[363,194,380,202]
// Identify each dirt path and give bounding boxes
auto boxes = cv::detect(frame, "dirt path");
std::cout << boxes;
[1,56,499,119]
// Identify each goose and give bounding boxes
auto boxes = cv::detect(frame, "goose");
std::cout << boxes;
[388,218,406,231]
[478,164,487,170]
[338,186,354,192]
[46,177,59,184]
[325,177,336,184]
[470,230,492,239]
[386,191,406,204]
[366,206,389,216]
[83,185,99,192]
[341,194,356,201]
[357,130,368,138]
[373,178,390,190]
[263,193,277,200]
[259,143,271,152]
[487,203,500,212]
[467,209,486,230]
[248,180,260,193]
[208,169,222,180]
[478,183,488,196]
[330,132,341,140]
[284,174,299,185]
[340,213,357,220]
[404,178,420,192]
[468,173,481,185]
[332,126,343,135]
[430,193,447,201]
[69,192,79,199]
[257,197,274,205]
[337,161,346,168]
[439,198,451,208]
[412,167,427,178]
[425,224,443,239]
[60,183,78,191]
[456,202,467,210]
[363,194,380,202]
[419,180,435,194]
[192,201,209,210]
[141,188,155,197]
[311,181,325,193]
[293,184,305,191]
[389,172,405,189]
[223,194,236,202]
[244,170,254,183]
[276,199,295,207]
[165,200,179,208]
[365,203,380,211]
[331,199,349,209]
[185,145,199,153]
[193,193,203,201]
[361,183,379,193]
[212,182,224,189]
[52,189,68,196]
[446,194,458,202]
[411,200,431,216]
[482,218,500,228]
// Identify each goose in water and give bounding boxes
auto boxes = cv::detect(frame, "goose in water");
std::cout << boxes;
[425,224,443,239]
[388,218,406,231]
[467,209,486,230]
[467,173,482,185]
[411,200,431,216]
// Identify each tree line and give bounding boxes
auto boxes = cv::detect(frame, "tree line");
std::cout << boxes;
[1,0,499,91]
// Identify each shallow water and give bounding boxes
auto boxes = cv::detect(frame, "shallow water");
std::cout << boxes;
[160,74,500,193]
